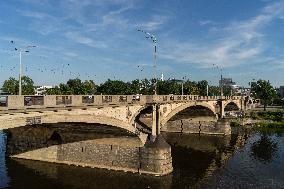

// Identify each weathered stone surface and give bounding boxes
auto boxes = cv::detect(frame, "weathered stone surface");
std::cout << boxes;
[5,124,173,176]
[139,135,173,176]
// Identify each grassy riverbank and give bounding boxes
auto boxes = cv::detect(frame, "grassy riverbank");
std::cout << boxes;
[230,111,284,130]
[250,111,284,122]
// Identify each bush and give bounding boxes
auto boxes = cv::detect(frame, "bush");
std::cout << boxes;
[252,111,284,122]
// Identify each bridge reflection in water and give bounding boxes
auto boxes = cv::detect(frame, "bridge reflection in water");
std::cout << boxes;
[1,125,248,189]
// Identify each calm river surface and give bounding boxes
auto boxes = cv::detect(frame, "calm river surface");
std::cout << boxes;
[0,128,284,189]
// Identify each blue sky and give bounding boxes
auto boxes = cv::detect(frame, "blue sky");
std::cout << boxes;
[0,0,284,87]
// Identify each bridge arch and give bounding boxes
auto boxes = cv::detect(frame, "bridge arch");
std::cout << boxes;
[0,112,148,143]
[130,105,151,124]
[161,102,217,126]
[40,113,147,140]
[223,100,241,111]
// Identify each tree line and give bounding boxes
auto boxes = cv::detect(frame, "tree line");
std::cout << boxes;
[1,76,282,110]
[1,76,221,96]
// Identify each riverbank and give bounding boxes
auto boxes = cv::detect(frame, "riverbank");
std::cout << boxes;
[230,110,284,130]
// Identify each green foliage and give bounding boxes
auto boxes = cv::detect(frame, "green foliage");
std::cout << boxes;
[0,74,227,97]
[2,77,18,95]
[21,76,35,95]
[251,111,284,122]
[251,80,277,111]
[97,79,132,95]
[157,80,180,95]
[197,80,208,96]
[2,76,35,95]
[46,78,96,95]
[2,76,223,96]
[208,85,220,96]
[253,122,284,130]
[46,86,61,95]
[230,122,241,127]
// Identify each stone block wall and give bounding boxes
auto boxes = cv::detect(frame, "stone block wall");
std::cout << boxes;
[162,117,231,135]
[5,124,173,176]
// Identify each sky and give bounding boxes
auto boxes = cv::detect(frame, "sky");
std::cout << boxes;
[0,0,284,87]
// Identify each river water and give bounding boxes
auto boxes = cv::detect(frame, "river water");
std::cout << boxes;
[0,128,284,189]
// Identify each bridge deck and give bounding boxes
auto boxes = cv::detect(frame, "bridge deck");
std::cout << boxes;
[0,95,242,113]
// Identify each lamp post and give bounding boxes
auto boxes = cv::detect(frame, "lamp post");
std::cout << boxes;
[212,64,223,96]
[207,84,209,96]
[137,29,157,95]
[15,45,36,95]
[181,76,186,95]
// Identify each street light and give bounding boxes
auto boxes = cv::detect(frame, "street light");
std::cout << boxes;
[212,64,223,96]
[137,29,157,95]
[181,76,186,95]
[14,45,36,95]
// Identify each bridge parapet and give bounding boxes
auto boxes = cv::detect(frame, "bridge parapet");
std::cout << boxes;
[0,95,151,111]
[0,95,244,112]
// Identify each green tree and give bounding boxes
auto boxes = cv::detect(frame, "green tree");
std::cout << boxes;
[197,80,208,96]
[251,80,277,111]
[157,80,180,95]
[82,80,96,95]
[46,86,61,95]
[46,78,96,95]
[21,76,35,95]
[2,76,35,95]
[97,79,129,95]
[2,77,18,94]
[208,85,220,96]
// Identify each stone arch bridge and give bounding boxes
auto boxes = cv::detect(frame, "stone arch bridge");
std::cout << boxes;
[0,94,251,176]
[0,95,248,142]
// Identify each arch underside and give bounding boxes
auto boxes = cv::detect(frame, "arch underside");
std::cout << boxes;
[0,113,143,141]
[161,102,217,126]
[42,114,134,131]
[224,101,241,111]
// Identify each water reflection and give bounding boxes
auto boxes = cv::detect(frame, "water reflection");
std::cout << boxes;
[163,132,246,188]
[5,159,172,189]
[0,131,9,188]
[251,134,278,163]
[1,127,284,189]
[0,129,246,189]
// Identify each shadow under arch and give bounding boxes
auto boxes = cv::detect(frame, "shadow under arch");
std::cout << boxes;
[161,103,217,126]
[41,114,137,133]
[4,122,141,156]
[132,106,153,134]
[47,131,62,145]
[224,102,240,111]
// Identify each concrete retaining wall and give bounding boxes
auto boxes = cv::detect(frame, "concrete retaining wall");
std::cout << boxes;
[162,117,231,135]
[5,125,172,176]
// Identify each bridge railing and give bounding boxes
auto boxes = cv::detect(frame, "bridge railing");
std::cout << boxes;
[0,95,244,111]
[0,96,8,107]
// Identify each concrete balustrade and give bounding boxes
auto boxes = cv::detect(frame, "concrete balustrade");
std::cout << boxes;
[0,95,243,112]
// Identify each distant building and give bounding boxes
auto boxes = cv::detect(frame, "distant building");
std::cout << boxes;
[161,73,164,81]
[35,86,53,95]
[219,77,236,88]
[0,89,10,95]
[277,86,284,98]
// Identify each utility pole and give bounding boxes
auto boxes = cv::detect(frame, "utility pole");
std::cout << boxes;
[14,46,36,95]
[137,29,157,95]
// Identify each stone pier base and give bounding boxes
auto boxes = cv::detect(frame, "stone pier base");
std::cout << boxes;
[162,117,231,135]
[5,125,173,176]
[139,135,173,176]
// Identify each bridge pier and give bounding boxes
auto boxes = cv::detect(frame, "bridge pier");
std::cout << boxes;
[140,104,173,175]
[151,104,161,138]
[220,100,225,118]
[140,134,173,176]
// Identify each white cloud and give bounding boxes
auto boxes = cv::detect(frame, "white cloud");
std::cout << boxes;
[136,15,169,31]
[65,31,107,48]
[199,20,217,26]
[160,1,284,68]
